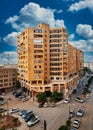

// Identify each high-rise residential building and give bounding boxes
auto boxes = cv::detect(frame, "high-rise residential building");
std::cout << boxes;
[84,62,93,72]
[0,64,17,94]
[18,23,84,97]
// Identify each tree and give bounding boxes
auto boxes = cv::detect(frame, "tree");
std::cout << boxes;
[15,81,21,89]
[50,91,59,102]
[50,91,63,102]
[66,119,71,127]
[13,117,18,126]
[37,93,47,103]
[58,125,68,130]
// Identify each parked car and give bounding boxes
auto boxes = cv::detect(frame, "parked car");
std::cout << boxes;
[69,110,74,118]
[22,110,33,118]
[72,89,77,94]
[0,97,4,101]
[73,119,80,128]
[0,108,7,112]
[86,94,90,99]
[75,97,84,103]
[18,110,27,116]
[76,108,84,117]
[21,98,29,102]
[51,102,56,107]
[43,102,49,108]
[0,101,5,105]
[70,127,77,130]
[27,116,40,127]
[9,107,19,114]
[18,95,25,100]
[12,91,17,95]
[38,102,44,108]
[25,113,35,122]
[15,92,22,98]
[63,98,70,104]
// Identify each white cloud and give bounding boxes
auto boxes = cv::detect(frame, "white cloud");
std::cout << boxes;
[3,32,20,46]
[5,2,65,32]
[84,54,93,62]
[56,9,63,13]
[0,51,17,66]
[70,39,93,52]
[69,34,75,41]
[68,0,93,13]
[76,24,93,39]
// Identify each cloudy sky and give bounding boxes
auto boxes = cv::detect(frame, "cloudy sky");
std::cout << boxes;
[0,0,93,65]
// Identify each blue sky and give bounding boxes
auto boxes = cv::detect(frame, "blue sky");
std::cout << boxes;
[0,0,93,65]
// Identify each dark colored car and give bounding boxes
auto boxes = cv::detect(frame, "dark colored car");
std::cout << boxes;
[38,102,44,108]
[12,91,17,95]
[25,113,35,122]
[18,110,27,116]
[22,110,33,118]
[15,92,22,98]
[0,97,3,101]
[72,89,77,94]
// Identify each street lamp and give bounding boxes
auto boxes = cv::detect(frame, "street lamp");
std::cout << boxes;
[44,120,47,130]
[68,104,71,120]
[6,98,11,116]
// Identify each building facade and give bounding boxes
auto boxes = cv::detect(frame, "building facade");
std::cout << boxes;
[18,23,84,97]
[0,64,17,94]
[84,62,93,72]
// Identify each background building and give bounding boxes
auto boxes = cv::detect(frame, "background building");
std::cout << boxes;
[18,23,84,97]
[0,64,17,94]
[84,62,93,72]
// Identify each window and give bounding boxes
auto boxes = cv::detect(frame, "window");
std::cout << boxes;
[34,29,42,33]
[0,84,3,87]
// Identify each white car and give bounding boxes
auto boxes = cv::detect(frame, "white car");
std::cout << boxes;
[73,119,80,128]
[75,97,84,103]
[43,102,49,108]
[86,94,89,99]
[27,116,40,127]
[69,110,74,118]
[9,107,19,114]
[76,108,84,117]
[63,98,70,103]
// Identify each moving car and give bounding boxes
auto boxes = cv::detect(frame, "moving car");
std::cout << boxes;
[76,108,84,117]
[73,119,80,128]
[9,107,19,114]
[27,116,40,127]
[75,97,84,103]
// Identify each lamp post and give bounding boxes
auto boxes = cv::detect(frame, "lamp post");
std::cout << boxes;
[44,120,47,130]
[6,98,11,116]
[68,105,71,120]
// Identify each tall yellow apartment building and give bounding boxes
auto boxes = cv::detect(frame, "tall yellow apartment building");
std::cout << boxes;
[18,23,84,97]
